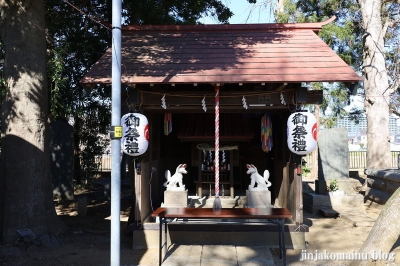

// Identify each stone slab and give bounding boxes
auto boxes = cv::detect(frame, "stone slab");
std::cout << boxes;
[236,246,275,266]
[246,190,272,208]
[318,128,349,181]
[162,245,202,266]
[337,179,359,195]
[304,192,364,214]
[337,208,376,227]
[364,187,391,205]
[50,120,74,201]
[365,169,400,205]
[162,190,188,207]
[304,192,364,207]
[367,176,386,191]
[386,179,400,194]
[316,180,359,195]
[314,180,328,195]
[161,245,276,266]
[319,207,339,218]
[365,169,400,182]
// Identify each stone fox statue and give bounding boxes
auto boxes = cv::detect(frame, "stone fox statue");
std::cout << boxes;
[163,164,187,190]
[246,164,272,191]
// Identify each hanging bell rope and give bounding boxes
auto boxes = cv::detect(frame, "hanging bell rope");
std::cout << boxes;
[215,86,219,198]
[213,85,222,210]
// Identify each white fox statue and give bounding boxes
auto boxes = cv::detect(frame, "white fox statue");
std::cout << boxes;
[246,164,272,191]
[164,164,187,191]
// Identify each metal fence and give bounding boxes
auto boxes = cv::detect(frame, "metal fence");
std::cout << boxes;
[97,151,400,172]
[304,151,400,170]
[96,153,112,171]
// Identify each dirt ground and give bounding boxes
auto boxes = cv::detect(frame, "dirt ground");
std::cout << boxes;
[0,176,399,266]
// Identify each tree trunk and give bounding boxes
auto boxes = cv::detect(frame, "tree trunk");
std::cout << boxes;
[277,0,285,14]
[350,188,400,266]
[358,0,391,169]
[0,0,66,243]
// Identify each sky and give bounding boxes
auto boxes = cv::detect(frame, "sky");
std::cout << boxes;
[200,1,274,24]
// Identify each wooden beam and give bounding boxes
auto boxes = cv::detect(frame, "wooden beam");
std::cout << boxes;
[137,90,322,111]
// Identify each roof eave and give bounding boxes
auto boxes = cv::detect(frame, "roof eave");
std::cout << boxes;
[121,16,337,33]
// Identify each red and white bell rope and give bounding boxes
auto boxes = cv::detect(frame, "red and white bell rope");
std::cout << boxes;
[215,85,220,197]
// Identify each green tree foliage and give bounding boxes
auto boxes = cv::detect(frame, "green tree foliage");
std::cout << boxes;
[383,3,400,116]
[43,0,233,185]
[275,0,400,116]
[284,0,364,120]
[45,0,112,184]
[248,0,366,124]
[123,0,233,25]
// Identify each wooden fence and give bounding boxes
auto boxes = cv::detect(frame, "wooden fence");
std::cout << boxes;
[97,151,400,172]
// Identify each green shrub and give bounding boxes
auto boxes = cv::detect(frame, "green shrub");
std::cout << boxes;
[327,179,339,192]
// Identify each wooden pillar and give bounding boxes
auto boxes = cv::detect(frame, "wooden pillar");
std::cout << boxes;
[197,148,203,197]
[230,150,234,197]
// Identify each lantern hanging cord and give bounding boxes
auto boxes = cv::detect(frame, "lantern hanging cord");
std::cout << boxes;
[126,87,142,113]
[126,87,133,112]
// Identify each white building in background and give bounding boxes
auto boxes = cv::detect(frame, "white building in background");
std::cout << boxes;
[335,115,400,151]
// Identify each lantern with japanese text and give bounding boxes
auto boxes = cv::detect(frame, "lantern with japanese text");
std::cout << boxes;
[121,113,149,156]
[287,112,317,155]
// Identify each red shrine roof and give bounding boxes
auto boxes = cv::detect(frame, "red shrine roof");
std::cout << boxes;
[81,16,361,86]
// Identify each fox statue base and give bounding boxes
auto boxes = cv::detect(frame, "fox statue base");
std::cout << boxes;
[245,190,272,208]
[161,190,188,208]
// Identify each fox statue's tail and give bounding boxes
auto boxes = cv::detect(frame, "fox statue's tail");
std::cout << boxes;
[163,170,171,187]
[263,170,270,180]
[263,170,272,187]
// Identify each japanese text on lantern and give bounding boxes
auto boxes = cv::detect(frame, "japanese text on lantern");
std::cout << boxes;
[291,113,308,153]
[123,114,141,154]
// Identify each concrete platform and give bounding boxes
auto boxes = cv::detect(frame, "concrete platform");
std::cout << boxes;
[304,192,364,214]
[319,207,339,218]
[338,208,377,227]
[318,206,376,226]
[161,245,276,266]
[132,221,307,250]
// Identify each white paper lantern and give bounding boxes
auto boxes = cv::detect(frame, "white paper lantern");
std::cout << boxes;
[121,113,149,156]
[287,112,317,155]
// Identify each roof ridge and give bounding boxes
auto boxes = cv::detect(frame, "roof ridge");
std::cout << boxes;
[121,16,336,33]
